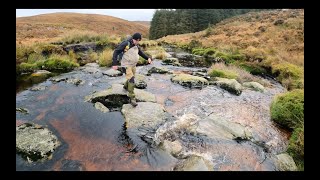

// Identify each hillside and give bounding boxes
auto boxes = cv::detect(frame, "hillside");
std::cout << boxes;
[159,9,303,66]
[16,13,150,44]
[158,9,304,90]
[132,21,150,28]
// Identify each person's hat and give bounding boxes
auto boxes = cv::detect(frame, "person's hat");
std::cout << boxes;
[132,33,142,40]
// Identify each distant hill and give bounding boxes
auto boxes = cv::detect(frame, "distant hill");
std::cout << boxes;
[16,13,150,43]
[132,21,150,27]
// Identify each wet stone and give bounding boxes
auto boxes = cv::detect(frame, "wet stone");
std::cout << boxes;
[16,123,61,162]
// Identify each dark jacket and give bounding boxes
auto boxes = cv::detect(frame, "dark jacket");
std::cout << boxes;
[112,38,149,66]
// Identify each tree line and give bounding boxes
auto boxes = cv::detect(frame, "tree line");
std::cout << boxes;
[149,9,264,39]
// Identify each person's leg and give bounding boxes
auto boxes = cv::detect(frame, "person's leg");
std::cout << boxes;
[126,67,137,107]
[132,66,136,76]
[123,79,128,90]
[121,67,128,90]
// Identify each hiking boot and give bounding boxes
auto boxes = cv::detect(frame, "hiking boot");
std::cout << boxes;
[130,98,138,107]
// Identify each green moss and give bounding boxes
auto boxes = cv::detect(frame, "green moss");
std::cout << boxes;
[192,48,217,57]
[270,89,304,129]
[272,63,304,90]
[237,62,267,75]
[214,51,227,58]
[192,48,206,55]
[191,47,245,65]
[178,43,190,51]
[27,53,46,64]
[209,69,238,79]
[230,54,245,61]
[16,63,38,74]
[273,63,303,80]
[41,57,79,71]
[214,51,238,64]
[287,127,304,171]
[16,43,67,66]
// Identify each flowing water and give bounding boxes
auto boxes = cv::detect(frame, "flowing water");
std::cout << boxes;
[16,49,289,171]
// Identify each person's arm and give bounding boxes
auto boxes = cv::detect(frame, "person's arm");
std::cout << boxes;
[138,46,149,60]
[138,46,152,64]
[112,40,128,66]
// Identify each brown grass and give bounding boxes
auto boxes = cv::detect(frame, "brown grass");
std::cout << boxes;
[145,46,167,59]
[159,9,304,68]
[98,48,113,67]
[16,12,149,44]
[132,21,150,28]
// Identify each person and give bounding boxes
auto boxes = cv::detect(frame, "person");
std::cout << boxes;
[112,32,152,107]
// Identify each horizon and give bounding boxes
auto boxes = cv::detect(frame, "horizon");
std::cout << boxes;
[16,9,156,21]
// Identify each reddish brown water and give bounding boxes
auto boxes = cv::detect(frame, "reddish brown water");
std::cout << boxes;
[17,59,288,171]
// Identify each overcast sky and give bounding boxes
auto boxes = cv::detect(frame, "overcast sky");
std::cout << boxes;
[16,9,156,21]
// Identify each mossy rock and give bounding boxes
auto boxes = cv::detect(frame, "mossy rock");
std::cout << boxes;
[212,77,242,95]
[270,89,304,129]
[171,74,209,88]
[163,58,179,64]
[147,67,171,76]
[135,74,147,89]
[274,153,298,171]
[16,123,61,162]
[242,82,265,92]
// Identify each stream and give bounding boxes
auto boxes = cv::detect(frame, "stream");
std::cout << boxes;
[16,48,289,171]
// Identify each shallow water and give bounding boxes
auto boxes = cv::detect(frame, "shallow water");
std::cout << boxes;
[16,51,289,171]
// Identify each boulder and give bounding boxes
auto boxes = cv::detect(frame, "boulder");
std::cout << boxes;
[16,123,60,162]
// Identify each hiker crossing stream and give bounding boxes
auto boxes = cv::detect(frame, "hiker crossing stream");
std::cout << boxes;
[16,48,293,171]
